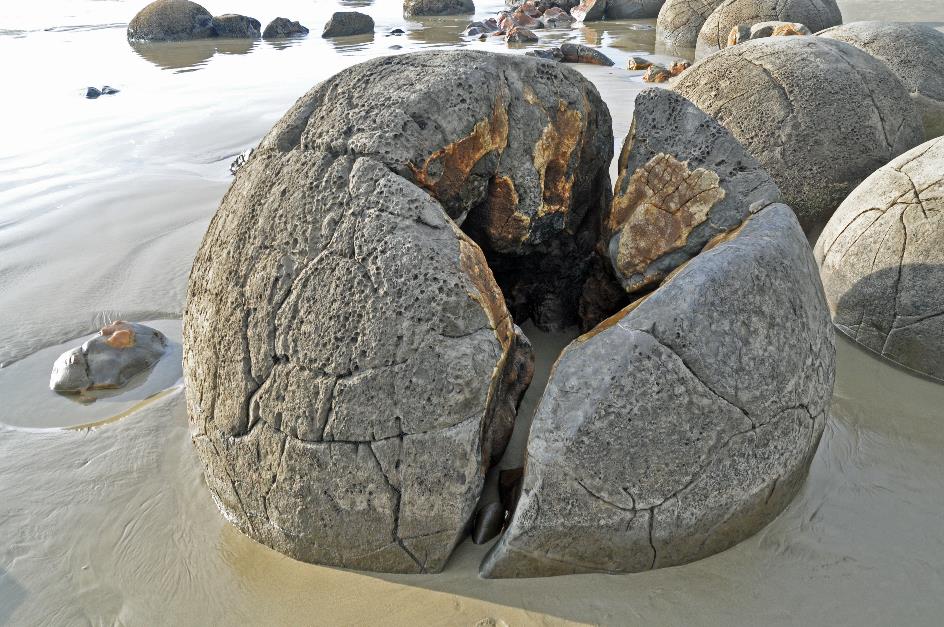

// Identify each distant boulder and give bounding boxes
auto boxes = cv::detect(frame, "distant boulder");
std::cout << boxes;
[403,0,475,17]
[322,11,375,38]
[127,0,216,42]
[211,14,261,39]
[262,17,310,39]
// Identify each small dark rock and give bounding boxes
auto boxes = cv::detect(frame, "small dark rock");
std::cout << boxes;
[101,85,120,95]
[526,47,565,61]
[85,87,102,99]
[322,11,374,38]
[211,13,261,38]
[262,17,309,39]
[472,502,507,544]
[389,28,405,35]
[506,26,538,43]
[560,42,614,66]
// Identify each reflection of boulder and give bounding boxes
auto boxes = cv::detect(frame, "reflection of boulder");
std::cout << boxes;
[815,137,944,381]
[129,38,255,70]
[482,203,835,578]
[127,0,216,42]
[819,22,944,140]
[673,37,924,234]
[694,0,841,58]
[184,51,612,573]
[404,0,475,16]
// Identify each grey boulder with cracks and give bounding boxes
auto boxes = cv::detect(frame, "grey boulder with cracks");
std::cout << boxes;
[481,203,835,578]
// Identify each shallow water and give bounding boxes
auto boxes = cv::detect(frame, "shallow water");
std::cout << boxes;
[1,0,943,624]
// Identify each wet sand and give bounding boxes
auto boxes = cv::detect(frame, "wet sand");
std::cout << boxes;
[1,0,943,624]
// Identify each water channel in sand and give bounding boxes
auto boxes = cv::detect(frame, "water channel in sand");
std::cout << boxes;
[1,0,943,624]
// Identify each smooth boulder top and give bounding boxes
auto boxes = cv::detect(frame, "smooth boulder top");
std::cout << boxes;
[656,0,727,50]
[211,14,261,39]
[673,36,925,235]
[403,0,476,16]
[695,0,842,58]
[262,17,309,39]
[50,321,167,393]
[572,0,667,21]
[183,50,611,573]
[322,12,375,38]
[482,203,835,578]
[815,136,944,381]
[606,88,781,293]
[127,0,215,41]
[819,21,944,140]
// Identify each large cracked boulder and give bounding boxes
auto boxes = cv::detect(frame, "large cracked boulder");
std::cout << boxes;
[605,88,781,293]
[572,0,667,21]
[656,0,727,52]
[819,22,944,140]
[404,0,475,16]
[481,203,836,578]
[183,50,612,573]
[814,136,944,381]
[673,37,925,234]
[127,0,215,41]
[694,0,841,58]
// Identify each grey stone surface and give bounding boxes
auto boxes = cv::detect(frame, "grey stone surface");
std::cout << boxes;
[656,0,727,51]
[819,21,944,140]
[184,50,612,573]
[560,43,614,66]
[262,17,309,39]
[695,0,841,58]
[573,0,666,21]
[211,14,261,39]
[814,137,944,381]
[481,203,835,578]
[322,11,375,38]
[606,88,781,293]
[673,37,925,234]
[404,0,475,16]
[50,321,167,393]
[127,0,215,42]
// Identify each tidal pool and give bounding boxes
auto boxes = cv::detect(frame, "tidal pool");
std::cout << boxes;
[1,1,942,624]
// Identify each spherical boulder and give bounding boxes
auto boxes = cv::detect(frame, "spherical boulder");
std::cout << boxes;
[184,50,612,573]
[819,21,944,140]
[726,20,812,47]
[127,0,215,41]
[656,0,727,52]
[673,37,925,234]
[481,203,836,578]
[814,136,944,381]
[605,88,781,293]
[404,0,475,16]
[695,0,841,58]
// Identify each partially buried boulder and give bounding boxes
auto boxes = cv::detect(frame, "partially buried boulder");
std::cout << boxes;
[814,136,944,381]
[481,202,835,577]
[818,22,944,140]
[262,17,309,39]
[183,50,612,573]
[211,14,261,39]
[322,12,375,38]
[695,0,841,58]
[604,88,781,294]
[127,0,215,41]
[404,0,475,16]
[50,321,167,393]
[673,36,924,234]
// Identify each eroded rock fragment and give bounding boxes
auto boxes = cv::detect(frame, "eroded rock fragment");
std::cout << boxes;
[481,203,835,578]
[727,21,811,47]
[211,14,261,39]
[814,136,944,381]
[404,0,475,16]
[50,321,167,393]
[322,12,374,38]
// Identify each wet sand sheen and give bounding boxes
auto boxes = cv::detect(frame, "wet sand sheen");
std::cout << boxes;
[1,0,943,624]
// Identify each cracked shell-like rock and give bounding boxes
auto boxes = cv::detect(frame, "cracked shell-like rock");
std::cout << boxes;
[673,36,925,235]
[604,88,781,293]
[481,203,835,578]
[183,50,612,573]
[656,0,728,52]
[814,136,944,381]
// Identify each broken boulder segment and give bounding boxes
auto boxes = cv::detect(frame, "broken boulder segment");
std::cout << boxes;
[50,321,167,393]
[727,20,811,47]
[262,17,309,39]
[481,203,836,578]
[526,44,614,66]
[184,50,612,573]
[403,0,475,16]
[814,136,944,381]
[211,14,261,38]
[673,36,925,235]
[604,88,781,293]
[694,0,841,58]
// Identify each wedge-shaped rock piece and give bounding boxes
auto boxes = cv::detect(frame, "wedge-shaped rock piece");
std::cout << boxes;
[481,203,835,578]
[815,136,944,381]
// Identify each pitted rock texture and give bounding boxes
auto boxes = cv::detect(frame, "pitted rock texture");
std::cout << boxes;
[727,21,812,47]
[819,21,944,140]
[695,0,841,58]
[656,0,728,51]
[573,0,667,21]
[404,0,475,16]
[605,88,781,293]
[814,137,944,381]
[481,203,835,578]
[673,37,925,235]
[211,14,261,39]
[183,50,612,573]
[127,0,215,41]
[50,321,167,393]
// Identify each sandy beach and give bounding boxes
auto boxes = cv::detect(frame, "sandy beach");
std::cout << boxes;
[1,1,943,624]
